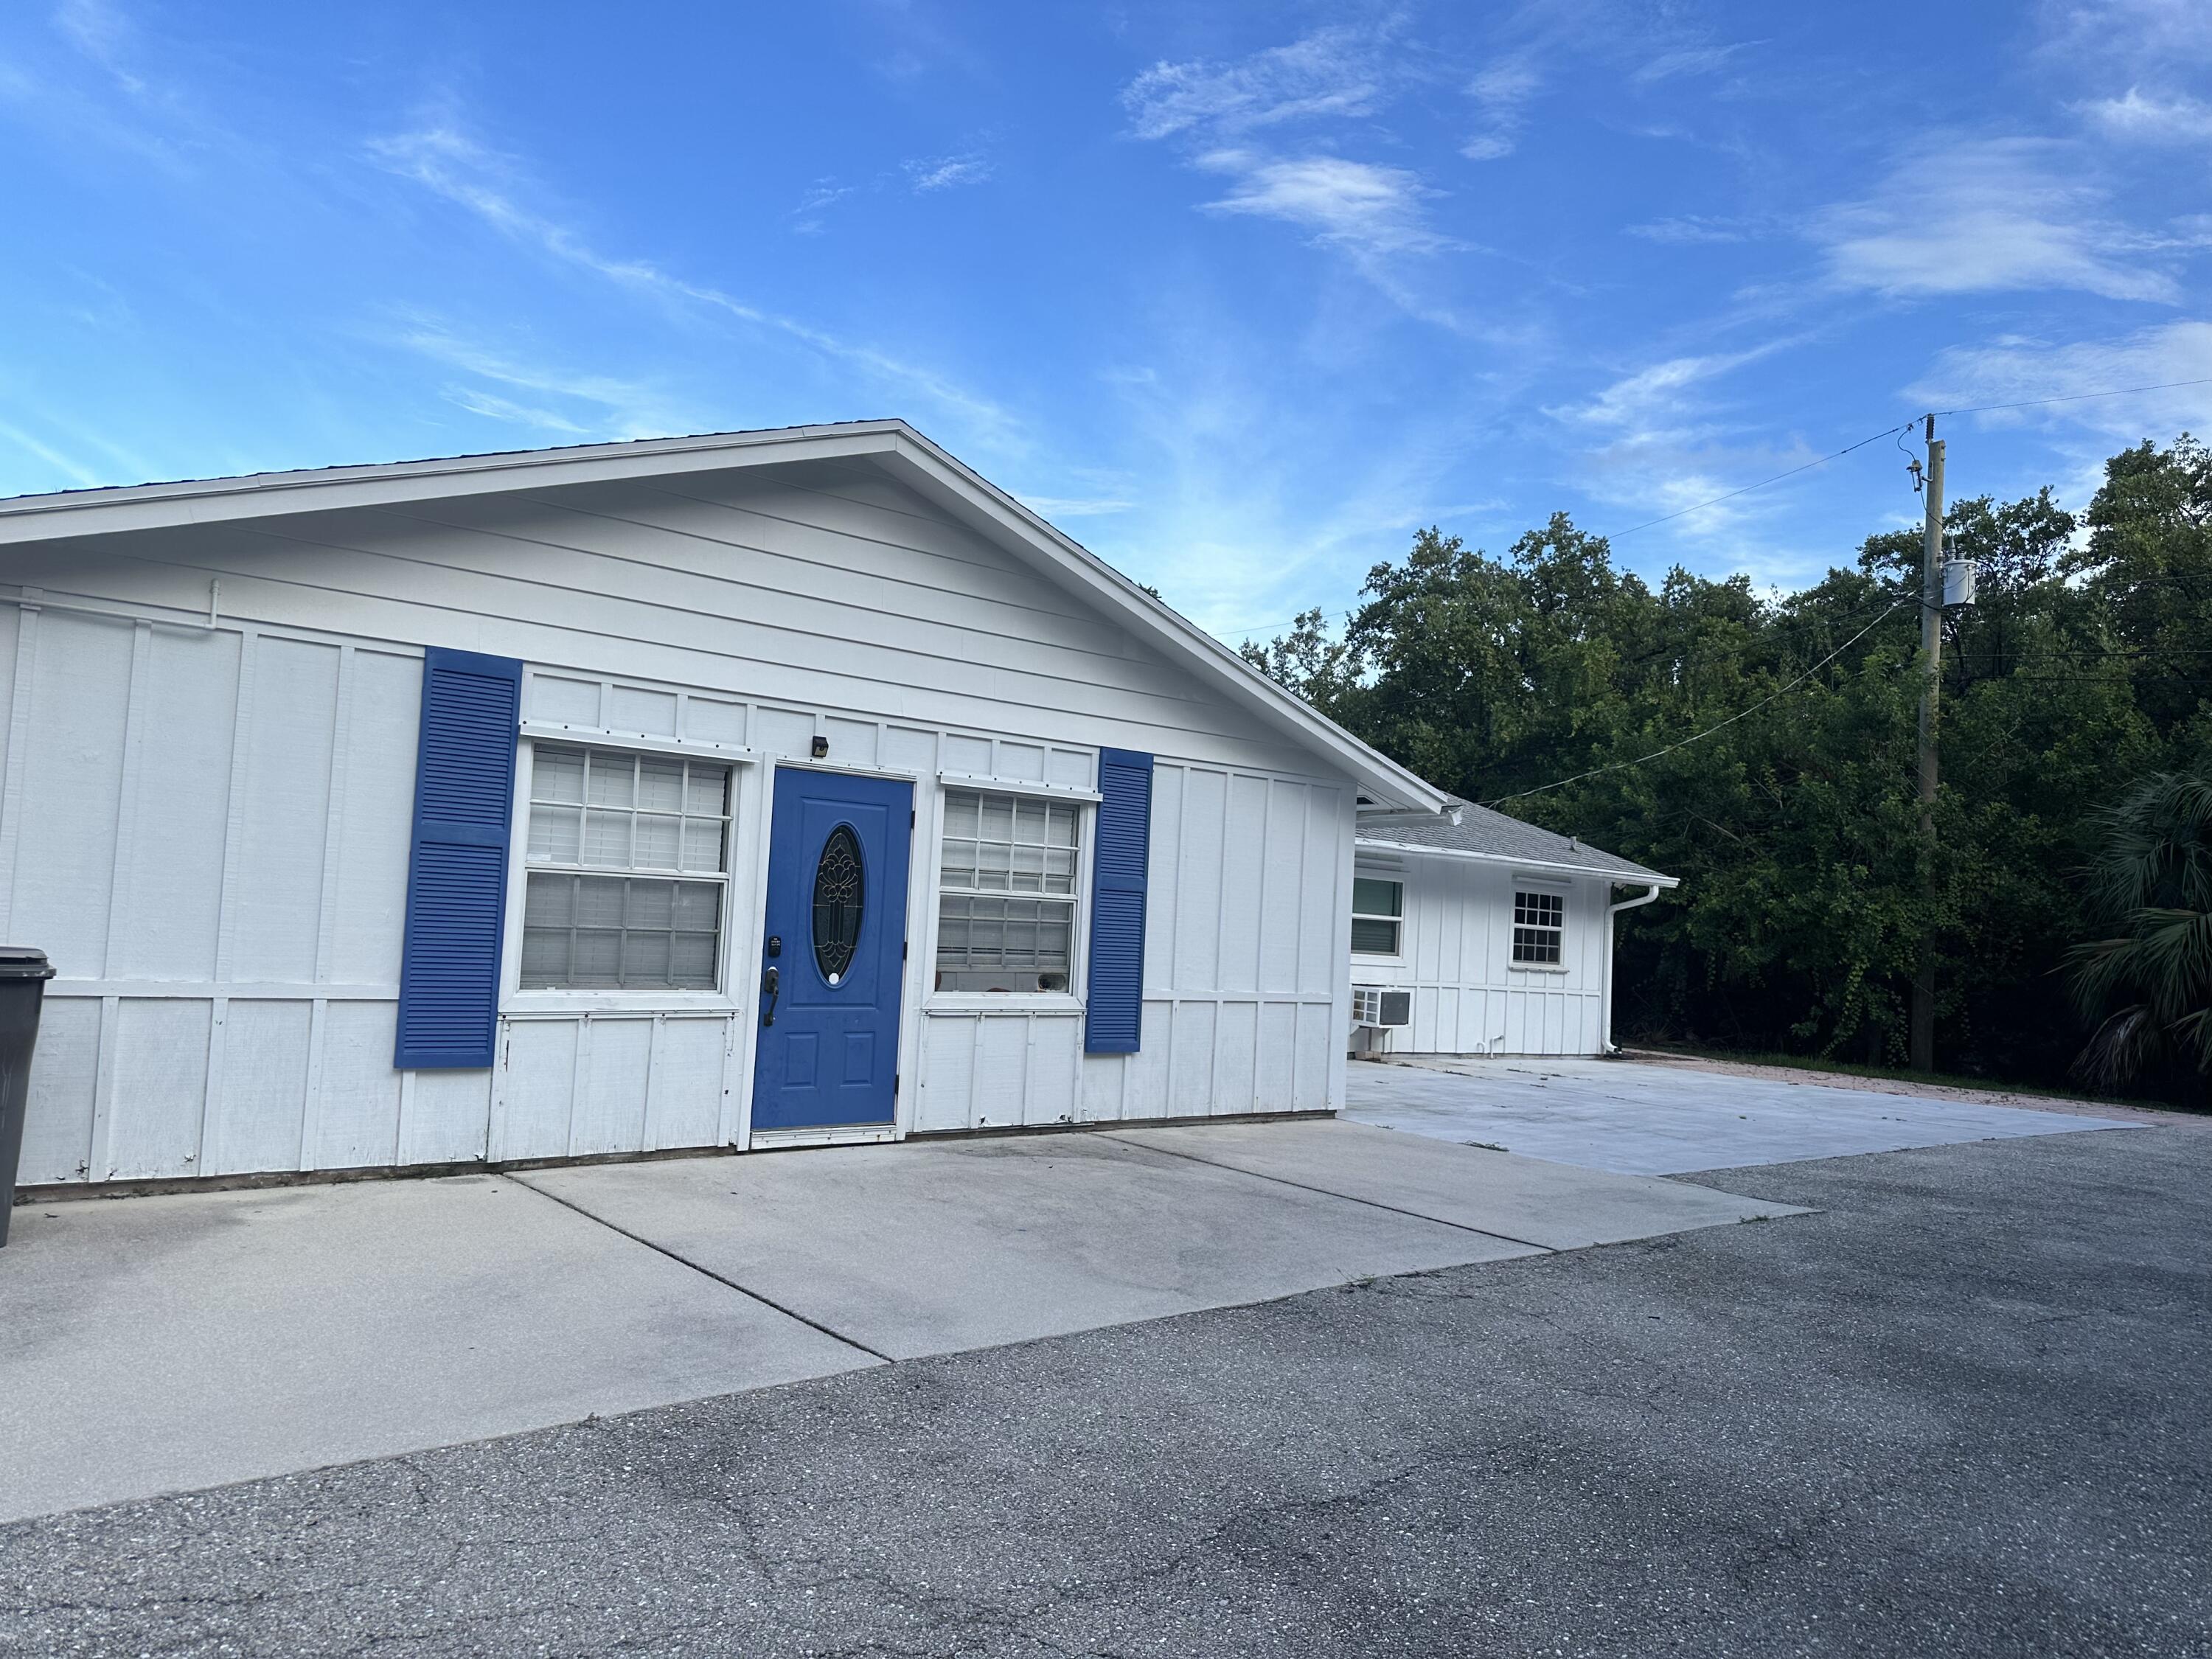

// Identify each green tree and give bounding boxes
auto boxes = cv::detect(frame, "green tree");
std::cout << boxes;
[2067,437,2212,742]
[1241,437,2212,1097]
[2067,771,2212,1095]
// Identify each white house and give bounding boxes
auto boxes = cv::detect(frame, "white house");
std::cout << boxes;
[1349,796,1675,1058]
[0,420,1449,1189]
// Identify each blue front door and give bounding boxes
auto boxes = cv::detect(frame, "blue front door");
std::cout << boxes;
[750,768,913,1133]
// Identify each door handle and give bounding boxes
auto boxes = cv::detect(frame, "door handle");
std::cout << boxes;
[761,964,780,1026]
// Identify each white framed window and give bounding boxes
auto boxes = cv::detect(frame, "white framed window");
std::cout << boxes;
[936,787,1081,993]
[1351,877,1404,956]
[518,744,734,991]
[1512,888,1565,967]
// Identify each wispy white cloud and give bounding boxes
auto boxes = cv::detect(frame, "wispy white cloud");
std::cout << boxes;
[790,178,854,235]
[394,319,691,440]
[1015,493,1133,519]
[1077,295,1513,634]
[0,420,105,490]
[0,1,215,175]
[1909,320,2212,442]
[1626,214,1760,245]
[1550,344,1791,432]
[2037,0,2212,71]
[1811,138,2180,302]
[368,121,1017,442]
[1534,340,1837,577]
[2080,86,2212,141]
[439,385,591,436]
[4,400,156,485]
[1197,150,1453,258]
[904,151,991,191]
[52,0,145,94]
[1630,42,1756,84]
[1119,24,1467,326]
[1119,25,1386,142]
[1461,54,1540,161]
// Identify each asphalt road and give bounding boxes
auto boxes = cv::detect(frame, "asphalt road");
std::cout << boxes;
[3,1127,2206,1658]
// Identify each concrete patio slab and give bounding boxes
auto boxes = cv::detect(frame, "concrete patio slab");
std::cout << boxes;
[520,1131,1540,1360]
[0,1175,872,1523]
[1,1105,1846,1527]
[1345,1057,2141,1175]
[1105,1119,1807,1248]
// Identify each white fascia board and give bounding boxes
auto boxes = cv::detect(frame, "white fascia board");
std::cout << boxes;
[1353,836,1680,888]
[875,433,1450,814]
[0,422,908,546]
[1357,804,1464,827]
[0,417,1448,812]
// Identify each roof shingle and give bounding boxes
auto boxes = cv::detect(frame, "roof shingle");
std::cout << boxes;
[1357,796,1672,884]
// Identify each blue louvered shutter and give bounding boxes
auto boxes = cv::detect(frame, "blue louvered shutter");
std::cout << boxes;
[1085,748,1154,1054]
[394,648,523,1069]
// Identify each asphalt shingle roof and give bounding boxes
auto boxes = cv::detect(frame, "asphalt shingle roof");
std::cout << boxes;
[1356,796,1672,884]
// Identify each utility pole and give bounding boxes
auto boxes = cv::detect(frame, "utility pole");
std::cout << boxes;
[1910,416,1946,1073]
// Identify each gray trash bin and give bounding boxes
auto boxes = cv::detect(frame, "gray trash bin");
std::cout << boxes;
[0,946,56,1248]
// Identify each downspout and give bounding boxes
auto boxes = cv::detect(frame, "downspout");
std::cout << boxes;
[1600,882,1663,1055]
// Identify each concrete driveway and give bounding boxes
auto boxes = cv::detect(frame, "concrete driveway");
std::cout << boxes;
[0,1118,1798,1523]
[1345,1054,2143,1174]
[5,1127,2205,1658]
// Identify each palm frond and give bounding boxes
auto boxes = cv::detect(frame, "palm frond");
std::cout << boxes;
[2069,770,2212,1087]
[2074,1005,2162,1091]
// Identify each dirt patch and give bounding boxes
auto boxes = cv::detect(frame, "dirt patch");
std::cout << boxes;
[1610,1048,2205,1127]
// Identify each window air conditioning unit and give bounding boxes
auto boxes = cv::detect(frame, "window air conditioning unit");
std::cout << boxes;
[1352,987,1411,1029]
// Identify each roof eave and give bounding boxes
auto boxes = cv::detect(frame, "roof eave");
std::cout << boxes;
[0,419,1450,813]
[0,422,912,546]
[1353,835,1678,888]
[874,432,1447,813]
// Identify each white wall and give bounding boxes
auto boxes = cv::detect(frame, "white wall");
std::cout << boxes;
[0,457,1356,1183]
[917,759,1349,1132]
[1349,848,1610,1057]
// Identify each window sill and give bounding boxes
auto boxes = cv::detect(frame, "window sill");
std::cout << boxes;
[925,992,1085,1015]
[504,990,739,1017]
[1506,963,1570,975]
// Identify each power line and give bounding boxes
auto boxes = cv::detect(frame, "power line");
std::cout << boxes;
[1601,422,1917,542]
[1933,376,2212,417]
[1484,599,1912,808]
[1220,424,1921,636]
[1222,608,1348,641]
[1613,375,2212,543]
[1214,372,2212,643]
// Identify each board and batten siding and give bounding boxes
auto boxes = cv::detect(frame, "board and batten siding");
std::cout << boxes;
[916,759,1350,1132]
[0,460,1321,776]
[1349,849,1609,1057]
[0,600,433,1183]
[0,458,1358,1183]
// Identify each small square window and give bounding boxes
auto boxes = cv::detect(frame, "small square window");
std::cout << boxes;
[1512,890,1565,966]
[1352,876,1403,956]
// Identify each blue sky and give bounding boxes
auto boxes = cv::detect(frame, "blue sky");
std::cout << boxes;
[2,1,2208,644]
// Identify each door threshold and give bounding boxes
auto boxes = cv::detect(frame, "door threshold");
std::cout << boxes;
[748,1124,901,1151]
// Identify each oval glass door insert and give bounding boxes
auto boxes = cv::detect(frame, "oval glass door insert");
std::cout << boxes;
[812,824,865,984]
